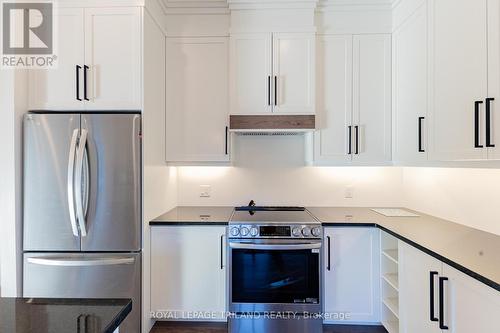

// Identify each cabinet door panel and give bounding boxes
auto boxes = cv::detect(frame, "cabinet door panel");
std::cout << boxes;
[443,264,500,333]
[273,33,315,114]
[428,0,488,161]
[151,227,226,319]
[28,8,84,110]
[399,242,442,333]
[324,228,380,323]
[487,0,500,159]
[84,7,141,110]
[314,35,353,164]
[230,33,272,115]
[352,34,392,163]
[165,37,229,162]
[393,2,428,163]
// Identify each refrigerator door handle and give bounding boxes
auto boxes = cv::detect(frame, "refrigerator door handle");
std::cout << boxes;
[67,129,80,237]
[27,256,135,267]
[75,129,88,237]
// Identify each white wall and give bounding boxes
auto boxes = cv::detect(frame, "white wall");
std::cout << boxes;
[142,8,177,333]
[177,135,404,207]
[0,70,27,297]
[402,167,500,236]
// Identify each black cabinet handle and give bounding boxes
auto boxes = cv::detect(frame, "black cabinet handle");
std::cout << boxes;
[419,117,425,152]
[225,126,229,155]
[76,65,82,101]
[267,76,271,106]
[326,236,331,271]
[475,101,484,148]
[439,276,449,330]
[83,65,89,101]
[430,271,438,322]
[274,76,278,106]
[486,98,495,147]
[347,126,352,155]
[220,235,224,270]
[354,125,359,155]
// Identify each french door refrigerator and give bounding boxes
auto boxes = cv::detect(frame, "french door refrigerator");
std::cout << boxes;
[23,112,142,333]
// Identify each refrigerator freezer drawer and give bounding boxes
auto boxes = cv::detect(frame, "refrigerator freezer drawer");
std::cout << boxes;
[23,252,141,333]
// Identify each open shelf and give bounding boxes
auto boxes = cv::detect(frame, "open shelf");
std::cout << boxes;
[382,320,399,333]
[382,273,399,291]
[382,249,398,264]
[382,297,399,318]
[381,231,399,333]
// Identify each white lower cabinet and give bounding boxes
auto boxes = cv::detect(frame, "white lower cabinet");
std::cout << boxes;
[323,227,380,323]
[151,227,226,320]
[399,242,442,333]
[399,241,500,333]
[442,264,500,333]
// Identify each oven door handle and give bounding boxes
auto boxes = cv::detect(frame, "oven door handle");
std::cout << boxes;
[229,242,322,250]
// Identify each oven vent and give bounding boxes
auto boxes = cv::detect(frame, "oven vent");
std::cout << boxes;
[235,131,303,136]
[229,115,315,133]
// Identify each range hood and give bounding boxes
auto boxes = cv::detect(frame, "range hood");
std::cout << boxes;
[229,115,316,134]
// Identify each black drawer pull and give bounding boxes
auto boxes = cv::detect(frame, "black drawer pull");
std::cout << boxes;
[430,271,438,322]
[76,65,82,101]
[475,101,484,148]
[486,98,495,147]
[326,236,331,271]
[419,117,425,152]
[439,276,449,330]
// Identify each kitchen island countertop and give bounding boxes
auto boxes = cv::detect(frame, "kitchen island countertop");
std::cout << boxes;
[0,298,131,333]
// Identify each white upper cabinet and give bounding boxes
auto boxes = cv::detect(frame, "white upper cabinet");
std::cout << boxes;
[324,227,380,323]
[28,8,85,110]
[352,34,392,163]
[442,264,500,333]
[393,0,428,163]
[165,37,230,163]
[487,0,500,160]
[427,0,488,161]
[84,7,142,110]
[314,35,353,164]
[229,32,315,115]
[399,242,442,333]
[28,6,141,111]
[273,33,315,114]
[230,33,272,115]
[315,34,391,165]
[151,227,227,320]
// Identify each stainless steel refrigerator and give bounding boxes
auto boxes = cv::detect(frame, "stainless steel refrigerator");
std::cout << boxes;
[23,112,142,333]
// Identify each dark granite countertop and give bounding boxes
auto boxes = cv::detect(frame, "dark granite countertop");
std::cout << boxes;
[150,206,500,292]
[149,206,234,225]
[308,207,500,292]
[0,298,131,333]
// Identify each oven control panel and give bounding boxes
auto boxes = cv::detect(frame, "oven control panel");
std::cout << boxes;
[229,224,322,239]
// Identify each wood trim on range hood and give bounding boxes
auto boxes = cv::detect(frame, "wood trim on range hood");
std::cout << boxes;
[229,115,315,131]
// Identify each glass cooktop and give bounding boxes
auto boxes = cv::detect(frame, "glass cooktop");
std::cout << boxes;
[230,206,318,224]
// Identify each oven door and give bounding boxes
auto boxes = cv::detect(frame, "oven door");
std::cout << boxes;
[229,239,322,313]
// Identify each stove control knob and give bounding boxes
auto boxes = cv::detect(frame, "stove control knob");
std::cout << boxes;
[250,227,259,237]
[292,227,302,237]
[302,227,311,237]
[230,227,240,237]
[311,227,321,237]
[240,227,249,237]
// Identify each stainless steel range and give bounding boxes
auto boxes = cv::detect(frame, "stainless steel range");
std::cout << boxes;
[228,204,323,333]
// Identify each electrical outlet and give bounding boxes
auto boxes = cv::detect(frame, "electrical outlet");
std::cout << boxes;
[344,186,354,199]
[200,185,211,198]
